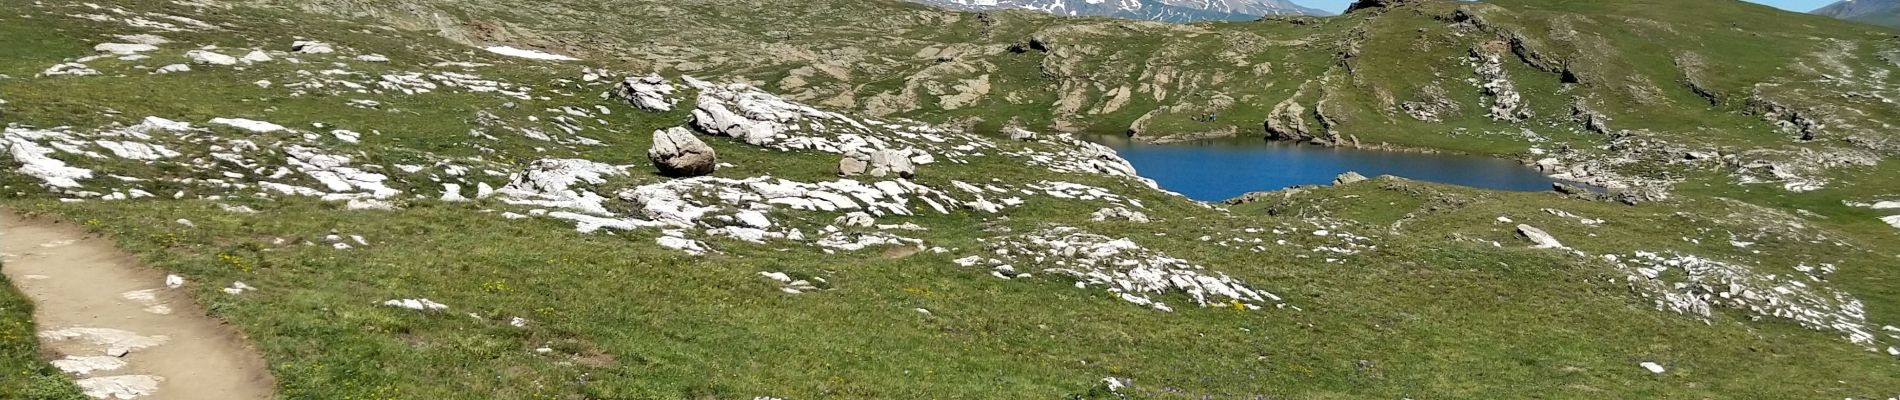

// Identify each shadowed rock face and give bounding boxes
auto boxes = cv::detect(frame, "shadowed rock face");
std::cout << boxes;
[1344,0,1418,14]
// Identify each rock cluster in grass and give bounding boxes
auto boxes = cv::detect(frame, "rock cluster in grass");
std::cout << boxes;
[1471,52,1530,122]
[958,226,1284,312]
[608,73,678,111]
[1609,251,1880,347]
[1089,207,1149,223]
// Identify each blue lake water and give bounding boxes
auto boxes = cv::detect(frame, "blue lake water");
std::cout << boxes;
[1088,136,1565,202]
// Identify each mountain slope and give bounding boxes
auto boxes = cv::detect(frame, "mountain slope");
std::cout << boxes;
[2,0,1900,398]
[253,0,1900,199]
[1813,0,1900,28]
[910,0,1331,22]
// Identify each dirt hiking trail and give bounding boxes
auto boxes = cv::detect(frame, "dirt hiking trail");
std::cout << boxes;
[1,212,274,399]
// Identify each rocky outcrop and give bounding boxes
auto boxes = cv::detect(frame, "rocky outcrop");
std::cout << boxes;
[648,127,717,177]
[1745,95,1823,142]
[1332,171,1368,185]
[835,148,919,179]
[1265,98,1313,141]
[1472,51,1530,123]
[1570,101,1612,134]
[869,149,917,178]
[608,74,677,112]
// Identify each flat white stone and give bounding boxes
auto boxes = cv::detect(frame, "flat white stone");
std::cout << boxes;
[1639,362,1665,374]
[208,118,287,133]
[38,327,169,352]
[51,356,128,375]
[94,43,158,55]
[75,375,163,399]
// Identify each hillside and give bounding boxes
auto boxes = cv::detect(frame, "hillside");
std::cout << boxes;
[907,0,1332,22]
[1814,0,1900,28]
[2,0,1899,398]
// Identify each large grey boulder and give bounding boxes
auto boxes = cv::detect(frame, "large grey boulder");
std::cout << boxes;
[648,127,717,177]
[838,156,868,177]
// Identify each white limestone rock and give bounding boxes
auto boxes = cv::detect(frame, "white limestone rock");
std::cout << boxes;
[291,40,334,54]
[3,127,96,188]
[867,149,917,179]
[648,127,717,177]
[1639,362,1665,374]
[1516,224,1564,249]
[75,375,163,399]
[94,43,158,55]
[152,64,190,74]
[40,63,100,77]
[186,50,237,66]
[51,356,127,375]
[239,50,272,64]
[381,298,449,312]
[208,117,286,133]
[1089,207,1150,223]
[609,74,677,111]
[495,159,628,215]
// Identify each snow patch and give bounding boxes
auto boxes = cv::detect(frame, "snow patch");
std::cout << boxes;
[484,46,578,61]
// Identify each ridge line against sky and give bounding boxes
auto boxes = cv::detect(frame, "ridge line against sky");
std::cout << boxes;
[1296,0,1838,13]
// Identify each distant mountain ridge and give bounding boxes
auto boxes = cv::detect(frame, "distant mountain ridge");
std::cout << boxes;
[909,0,1332,22]
[1813,0,1900,28]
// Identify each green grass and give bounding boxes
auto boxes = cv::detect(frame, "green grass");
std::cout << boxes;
[1,0,1899,398]
[0,272,86,400]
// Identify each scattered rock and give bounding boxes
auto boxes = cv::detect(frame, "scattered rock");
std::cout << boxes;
[837,156,868,177]
[153,64,190,74]
[239,50,272,64]
[609,74,677,111]
[40,63,99,77]
[835,212,875,228]
[648,127,718,177]
[867,149,916,179]
[186,50,237,66]
[221,281,254,295]
[291,40,334,54]
[1090,207,1150,223]
[656,235,710,255]
[1005,126,1038,141]
[1639,362,1665,374]
[94,43,158,55]
[381,298,449,312]
[1516,224,1564,249]
[51,356,127,375]
[75,375,163,399]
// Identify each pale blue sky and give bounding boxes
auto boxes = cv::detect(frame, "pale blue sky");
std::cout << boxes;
[1300,0,1839,14]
